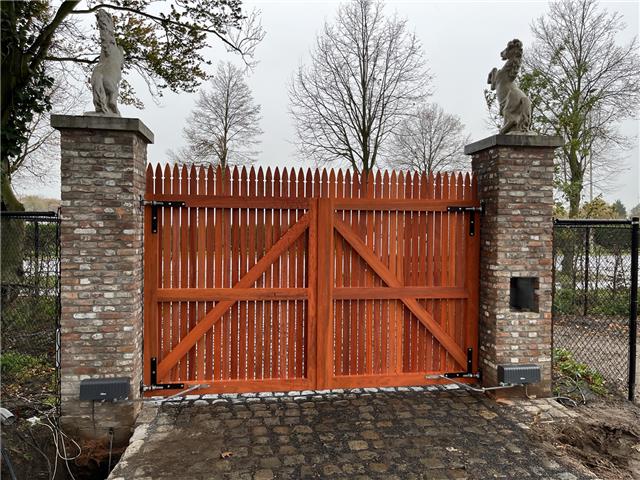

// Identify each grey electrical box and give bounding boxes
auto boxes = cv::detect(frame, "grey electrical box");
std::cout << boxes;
[79,377,130,401]
[497,364,541,385]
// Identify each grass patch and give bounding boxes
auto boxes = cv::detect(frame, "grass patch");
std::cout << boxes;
[553,348,607,397]
[1,352,50,382]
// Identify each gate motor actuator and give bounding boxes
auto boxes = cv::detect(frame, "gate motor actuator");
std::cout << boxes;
[426,349,542,393]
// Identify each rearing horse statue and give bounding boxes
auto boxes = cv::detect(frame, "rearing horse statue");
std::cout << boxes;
[90,10,124,116]
[487,39,532,134]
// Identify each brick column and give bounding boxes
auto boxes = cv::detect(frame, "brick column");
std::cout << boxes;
[465,134,563,397]
[51,115,153,445]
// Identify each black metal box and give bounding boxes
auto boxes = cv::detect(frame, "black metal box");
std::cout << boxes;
[497,364,541,385]
[509,277,538,311]
[79,377,131,401]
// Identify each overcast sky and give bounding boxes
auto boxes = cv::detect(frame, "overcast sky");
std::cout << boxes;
[19,0,640,210]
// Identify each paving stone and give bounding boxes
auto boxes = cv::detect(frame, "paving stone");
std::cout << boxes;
[108,389,591,480]
[348,440,369,451]
[253,469,273,480]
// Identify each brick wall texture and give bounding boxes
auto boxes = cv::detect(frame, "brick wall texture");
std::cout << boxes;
[58,127,147,443]
[471,145,555,396]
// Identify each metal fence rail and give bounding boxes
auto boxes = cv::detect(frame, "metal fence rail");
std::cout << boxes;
[1,211,61,413]
[552,217,639,401]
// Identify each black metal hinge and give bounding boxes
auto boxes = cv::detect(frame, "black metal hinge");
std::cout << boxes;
[447,201,485,236]
[443,348,480,379]
[142,201,185,233]
[149,357,185,390]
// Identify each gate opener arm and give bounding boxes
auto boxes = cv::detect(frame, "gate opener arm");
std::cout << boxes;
[447,201,485,236]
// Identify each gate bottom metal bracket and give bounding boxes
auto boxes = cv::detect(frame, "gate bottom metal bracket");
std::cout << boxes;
[442,348,480,379]
[148,357,185,390]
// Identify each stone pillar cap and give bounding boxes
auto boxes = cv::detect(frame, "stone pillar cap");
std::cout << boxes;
[464,134,563,155]
[51,114,154,144]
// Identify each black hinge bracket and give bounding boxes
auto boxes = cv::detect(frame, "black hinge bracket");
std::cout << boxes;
[447,201,485,236]
[443,348,480,379]
[143,201,185,233]
[149,357,185,390]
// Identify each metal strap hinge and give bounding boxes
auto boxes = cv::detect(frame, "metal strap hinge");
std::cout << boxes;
[447,201,485,236]
[142,201,186,233]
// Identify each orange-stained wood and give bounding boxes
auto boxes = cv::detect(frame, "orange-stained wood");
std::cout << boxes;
[156,213,311,380]
[333,215,467,369]
[144,165,479,394]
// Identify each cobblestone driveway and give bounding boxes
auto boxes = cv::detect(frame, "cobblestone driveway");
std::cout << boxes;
[110,387,589,480]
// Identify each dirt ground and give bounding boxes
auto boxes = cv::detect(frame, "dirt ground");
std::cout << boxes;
[528,398,640,480]
[0,375,118,480]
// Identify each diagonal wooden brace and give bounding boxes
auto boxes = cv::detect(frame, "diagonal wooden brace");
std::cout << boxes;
[333,216,467,368]
[156,213,311,380]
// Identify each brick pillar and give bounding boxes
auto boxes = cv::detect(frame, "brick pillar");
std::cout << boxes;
[51,115,153,445]
[465,134,563,397]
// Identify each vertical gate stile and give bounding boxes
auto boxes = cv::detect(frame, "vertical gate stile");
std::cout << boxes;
[205,166,215,381]
[465,174,480,372]
[143,168,157,385]
[316,197,334,389]
[247,168,257,381]
[307,198,318,387]
[388,171,398,374]
[410,172,420,373]
[240,167,249,381]
[161,165,171,380]
[171,165,181,381]
[188,166,198,381]
[399,172,408,374]
[179,166,189,381]
[425,173,435,371]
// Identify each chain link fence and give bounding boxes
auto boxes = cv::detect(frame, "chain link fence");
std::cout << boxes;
[552,218,638,400]
[1,211,60,415]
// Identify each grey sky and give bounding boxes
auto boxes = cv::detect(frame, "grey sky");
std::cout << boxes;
[19,0,640,210]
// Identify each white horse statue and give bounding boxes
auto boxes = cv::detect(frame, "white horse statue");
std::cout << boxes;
[90,10,124,116]
[487,39,532,134]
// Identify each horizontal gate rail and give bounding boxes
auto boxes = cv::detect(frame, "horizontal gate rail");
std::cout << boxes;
[332,287,469,300]
[333,198,479,210]
[145,194,311,209]
[156,288,309,301]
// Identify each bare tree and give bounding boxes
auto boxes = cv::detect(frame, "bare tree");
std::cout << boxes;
[169,61,263,168]
[289,0,430,174]
[12,67,88,195]
[523,0,640,217]
[387,103,470,174]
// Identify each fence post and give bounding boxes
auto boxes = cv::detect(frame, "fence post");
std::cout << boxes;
[630,216,638,402]
[51,115,153,446]
[465,134,564,397]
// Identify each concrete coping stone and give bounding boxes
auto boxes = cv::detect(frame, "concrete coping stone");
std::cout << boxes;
[464,134,564,155]
[51,114,154,144]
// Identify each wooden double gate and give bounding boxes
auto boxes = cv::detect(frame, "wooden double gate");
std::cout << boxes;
[143,165,480,394]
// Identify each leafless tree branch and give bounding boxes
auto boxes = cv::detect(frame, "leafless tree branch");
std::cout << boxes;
[288,0,431,173]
